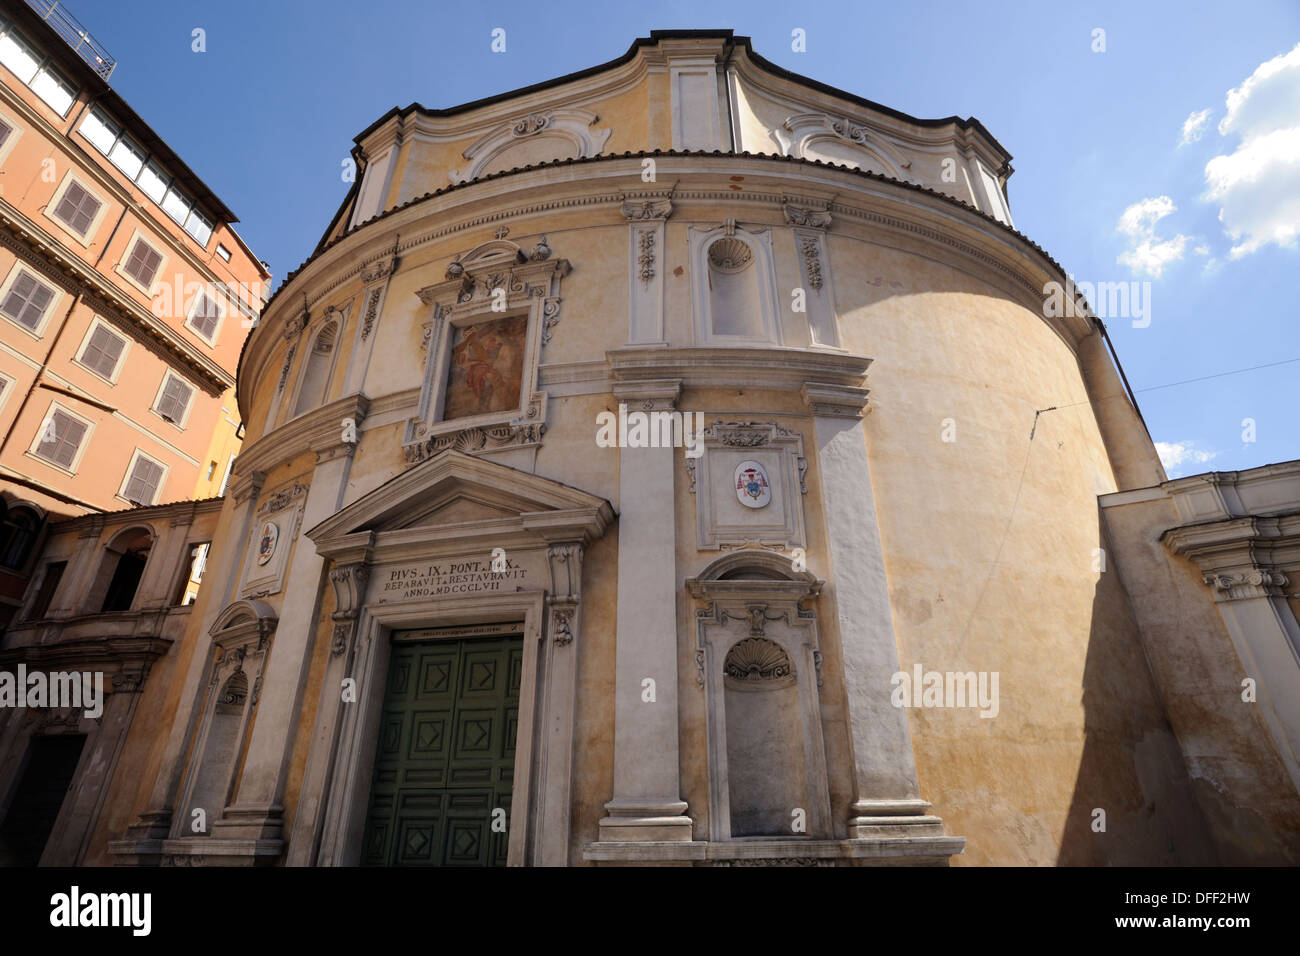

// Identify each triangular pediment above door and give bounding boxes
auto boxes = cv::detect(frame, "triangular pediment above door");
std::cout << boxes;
[306,450,614,558]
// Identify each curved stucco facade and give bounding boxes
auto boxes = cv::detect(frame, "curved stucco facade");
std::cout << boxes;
[85,31,1266,868]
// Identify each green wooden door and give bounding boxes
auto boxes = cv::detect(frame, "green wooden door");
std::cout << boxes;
[362,632,522,866]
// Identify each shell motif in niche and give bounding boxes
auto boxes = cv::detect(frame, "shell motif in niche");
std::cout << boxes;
[724,637,793,681]
[707,237,754,273]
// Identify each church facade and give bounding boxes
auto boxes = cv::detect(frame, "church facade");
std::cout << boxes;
[5,30,1299,867]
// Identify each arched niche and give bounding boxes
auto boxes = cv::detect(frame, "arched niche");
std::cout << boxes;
[175,600,278,838]
[292,319,339,418]
[687,551,831,841]
[689,224,782,347]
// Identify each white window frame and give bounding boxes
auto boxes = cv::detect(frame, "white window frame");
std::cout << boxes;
[215,243,232,262]
[150,369,196,429]
[117,447,169,506]
[0,104,23,166]
[218,454,235,495]
[72,315,130,384]
[44,170,110,246]
[184,285,226,346]
[115,228,168,297]
[27,400,93,475]
[0,262,63,338]
[0,369,16,415]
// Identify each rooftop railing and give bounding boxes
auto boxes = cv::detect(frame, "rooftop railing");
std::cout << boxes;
[25,0,115,80]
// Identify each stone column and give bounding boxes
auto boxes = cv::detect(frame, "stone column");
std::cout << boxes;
[282,555,371,865]
[801,383,945,838]
[114,470,265,856]
[536,540,584,864]
[1205,571,1300,791]
[210,435,358,845]
[598,380,692,842]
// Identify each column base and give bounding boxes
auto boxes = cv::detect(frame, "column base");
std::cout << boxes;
[848,798,948,839]
[599,799,693,842]
[208,803,286,843]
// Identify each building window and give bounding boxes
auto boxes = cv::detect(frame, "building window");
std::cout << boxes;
[28,63,75,115]
[76,320,128,381]
[51,179,103,237]
[121,450,167,505]
[0,22,77,116]
[32,406,89,470]
[0,505,41,569]
[78,105,118,153]
[26,559,63,620]
[186,290,223,342]
[0,269,56,332]
[0,109,20,166]
[216,243,232,262]
[173,541,210,606]
[153,372,193,426]
[97,527,152,612]
[77,104,217,250]
[184,209,213,246]
[136,159,168,203]
[121,236,163,290]
[206,460,217,481]
[218,455,235,495]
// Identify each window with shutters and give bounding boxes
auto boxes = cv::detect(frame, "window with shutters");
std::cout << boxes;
[0,109,17,166]
[119,234,164,291]
[153,372,193,426]
[50,179,103,238]
[185,290,223,343]
[31,405,90,471]
[0,268,57,333]
[75,320,128,381]
[121,451,166,505]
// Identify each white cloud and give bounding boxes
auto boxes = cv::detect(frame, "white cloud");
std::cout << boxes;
[1155,440,1218,477]
[1116,196,1191,277]
[1203,42,1300,258]
[1180,108,1212,146]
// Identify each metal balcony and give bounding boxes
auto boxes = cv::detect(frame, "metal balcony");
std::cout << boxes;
[24,0,115,80]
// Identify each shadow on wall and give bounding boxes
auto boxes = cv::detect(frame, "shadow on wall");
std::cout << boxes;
[1057,513,1217,865]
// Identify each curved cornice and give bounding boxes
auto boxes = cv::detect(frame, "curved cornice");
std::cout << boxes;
[351,31,1009,160]
[240,150,1085,421]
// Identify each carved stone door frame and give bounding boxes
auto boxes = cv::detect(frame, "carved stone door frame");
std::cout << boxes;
[318,590,549,866]
[297,449,613,866]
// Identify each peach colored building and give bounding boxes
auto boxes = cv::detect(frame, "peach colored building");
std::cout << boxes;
[0,1,269,630]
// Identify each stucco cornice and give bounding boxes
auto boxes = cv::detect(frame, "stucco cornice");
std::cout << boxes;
[241,152,1077,421]
[608,345,869,392]
[50,495,225,536]
[0,202,235,393]
[235,393,369,479]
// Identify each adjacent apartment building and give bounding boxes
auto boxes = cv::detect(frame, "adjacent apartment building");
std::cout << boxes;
[0,0,269,630]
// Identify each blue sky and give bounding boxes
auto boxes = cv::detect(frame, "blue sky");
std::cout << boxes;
[84,0,1300,476]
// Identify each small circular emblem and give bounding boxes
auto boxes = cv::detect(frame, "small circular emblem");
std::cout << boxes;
[257,522,279,565]
[735,460,772,509]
